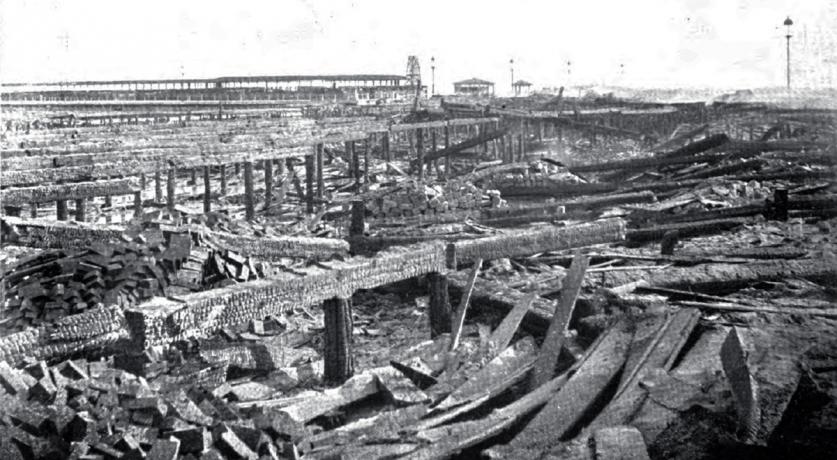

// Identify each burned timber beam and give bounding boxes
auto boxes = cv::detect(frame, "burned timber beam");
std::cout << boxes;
[595,258,837,293]
[125,241,448,348]
[449,218,626,267]
[1,217,123,249]
[421,128,508,164]
[204,231,349,261]
[659,133,729,158]
[0,178,141,206]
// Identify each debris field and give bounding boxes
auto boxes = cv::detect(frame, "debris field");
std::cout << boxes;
[1,90,836,460]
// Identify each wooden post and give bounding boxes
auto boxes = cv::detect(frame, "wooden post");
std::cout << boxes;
[518,133,525,161]
[243,161,255,220]
[363,137,369,182]
[660,230,679,255]
[134,192,143,217]
[350,141,360,187]
[305,153,315,213]
[103,195,112,223]
[220,165,227,196]
[323,297,354,385]
[154,170,163,203]
[235,163,240,175]
[428,272,451,338]
[74,199,86,222]
[416,127,425,181]
[350,200,365,237]
[773,188,789,221]
[431,129,439,176]
[263,159,273,208]
[444,125,451,178]
[190,169,197,189]
[29,202,37,219]
[166,168,176,211]
[56,200,68,221]
[383,131,391,162]
[203,166,212,213]
[316,144,325,199]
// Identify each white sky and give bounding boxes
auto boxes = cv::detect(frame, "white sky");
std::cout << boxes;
[1,0,835,94]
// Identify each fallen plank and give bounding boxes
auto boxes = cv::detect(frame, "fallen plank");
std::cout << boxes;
[630,326,730,445]
[447,273,556,333]
[594,426,651,460]
[371,366,430,406]
[488,292,538,354]
[530,253,589,389]
[434,336,537,412]
[275,373,379,424]
[721,326,803,446]
[450,259,482,351]
[672,300,837,318]
[588,308,701,429]
[490,322,634,454]
[403,323,629,459]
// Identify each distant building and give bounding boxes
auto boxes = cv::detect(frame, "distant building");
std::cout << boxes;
[453,78,494,97]
[513,80,533,97]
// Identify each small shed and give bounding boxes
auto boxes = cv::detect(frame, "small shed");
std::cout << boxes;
[453,78,495,97]
[513,80,533,97]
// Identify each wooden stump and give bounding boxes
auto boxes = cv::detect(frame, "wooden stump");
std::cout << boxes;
[323,297,354,385]
[428,272,452,338]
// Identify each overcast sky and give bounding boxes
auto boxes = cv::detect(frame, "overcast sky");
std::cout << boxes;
[1,0,835,94]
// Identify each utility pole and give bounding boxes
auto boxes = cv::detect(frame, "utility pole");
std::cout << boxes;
[783,16,793,92]
[431,56,436,96]
[510,59,515,96]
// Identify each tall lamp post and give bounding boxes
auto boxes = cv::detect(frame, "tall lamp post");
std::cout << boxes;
[510,59,515,96]
[783,16,793,91]
[430,56,436,96]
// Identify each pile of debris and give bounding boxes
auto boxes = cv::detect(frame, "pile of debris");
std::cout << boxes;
[0,224,272,334]
[365,179,497,219]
